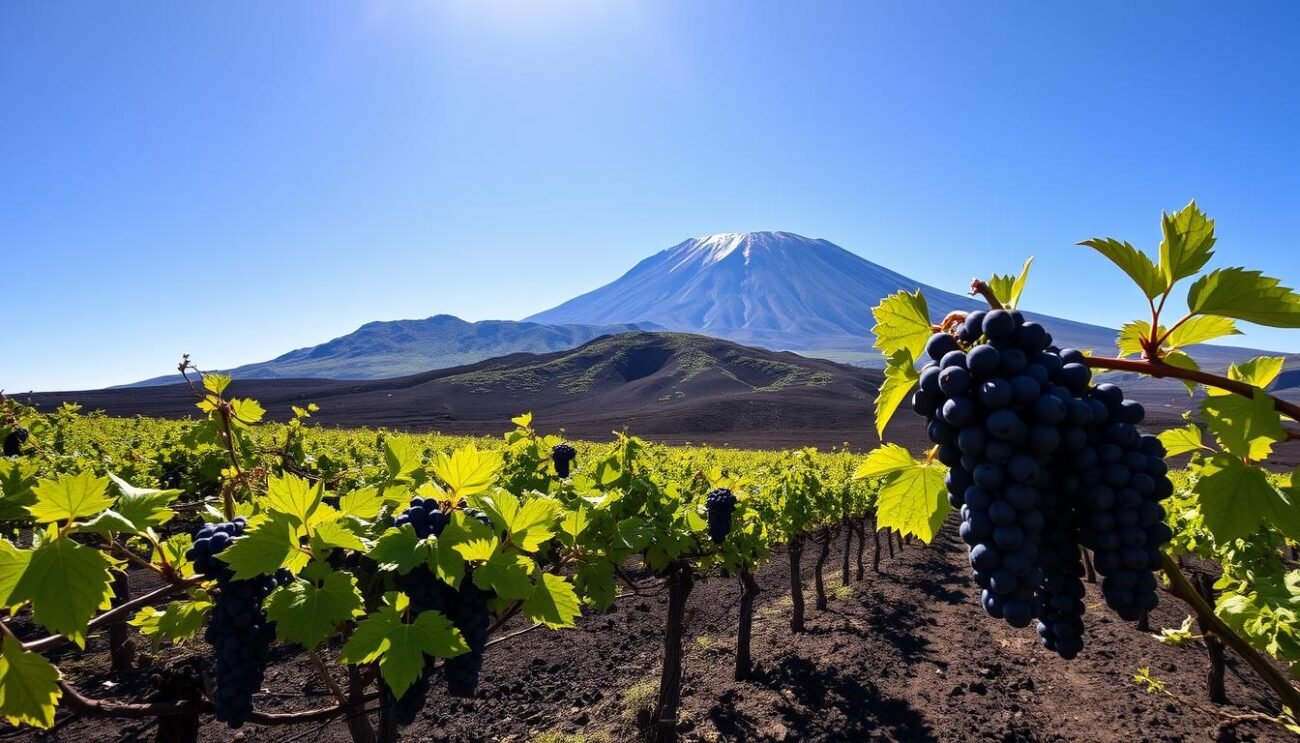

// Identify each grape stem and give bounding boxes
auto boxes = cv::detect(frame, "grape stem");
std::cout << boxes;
[1083,356,1300,422]
[1161,554,1300,712]
[969,279,1004,310]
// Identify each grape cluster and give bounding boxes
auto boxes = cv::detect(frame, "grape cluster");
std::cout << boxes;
[186,519,288,727]
[912,308,1173,658]
[552,443,577,478]
[3,427,28,457]
[388,498,495,714]
[705,488,738,544]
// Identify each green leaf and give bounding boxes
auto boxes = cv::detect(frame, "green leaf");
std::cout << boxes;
[853,444,917,480]
[311,520,367,553]
[1200,390,1284,461]
[339,597,468,698]
[575,560,615,610]
[1195,458,1300,542]
[985,257,1033,310]
[874,462,949,543]
[870,290,932,361]
[1226,356,1286,392]
[1078,237,1165,299]
[1117,320,1154,358]
[229,397,265,425]
[108,473,180,530]
[338,486,386,521]
[559,506,590,548]
[12,535,115,648]
[368,525,436,575]
[73,509,142,536]
[1159,201,1216,286]
[1187,268,1300,328]
[266,573,365,649]
[1158,424,1210,457]
[220,513,308,580]
[0,539,32,607]
[384,437,423,482]
[129,593,212,650]
[874,349,919,439]
[1164,315,1240,350]
[0,638,61,729]
[452,536,499,563]
[0,460,40,521]
[27,472,113,524]
[473,552,534,601]
[1163,350,1201,395]
[262,473,323,526]
[432,445,501,499]
[522,573,580,629]
[203,373,232,395]
[478,493,559,552]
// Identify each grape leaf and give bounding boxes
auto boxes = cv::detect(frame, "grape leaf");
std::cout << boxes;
[559,505,590,547]
[1187,268,1300,328]
[368,525,435,575]
[985,257,1033,310]
[1158,424,1211,457]
[1164,315,1240,350]
[0,638,61,729]
[311,520,367,553]
[0,460,39,521]
[874,461,949,543]
[338,486,386,521]
[229,398,265,425]
[384,436,422,482]
[203,373,231,395]
[1224,356,1286,393]
[432,446,502,499]
[452,536,499,563]
[27,472,113,524]
[1117,320,1155,358]
[266,573,365,649]
[473,552,534,601]
[522,573,580,629]
[129,592,212,649]
[1162,350,1201,395]
[0,539,32,608]
[1194,458,1300,542]
[853,444,918,480]
[12,534,115,648]
[108,473,180,529]
[339,596,468,698]
[1078,237,1165,299]
[477,493,559,552]
[1159,201,1216,286]
[73,509,141,535]
[219,513,308,580]
[575,560,615,610]
[871,290,932,362]
[1200,389,1284,461]
[874,349,919,439]
[262,473,323,527]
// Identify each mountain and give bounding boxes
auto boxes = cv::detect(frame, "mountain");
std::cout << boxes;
[124,316,660,387]
[29,333,891,449]
[526,231,1276,370]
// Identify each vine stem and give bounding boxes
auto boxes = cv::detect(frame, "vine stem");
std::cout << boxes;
[21,583,189,653]
[1084,356,1300,421]
[1161,555,1300,712]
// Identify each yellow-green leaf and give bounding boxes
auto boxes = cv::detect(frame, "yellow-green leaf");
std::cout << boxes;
[1158,424,1210,457]
[874,349,919,439]
[0,539,31,608]
[266,573,365,649]
[432,445,502,499]
[12,535,115,648]
[986,257,1033,310]
[219,513,308,580]
[262,473,323,526]
[1159,201,1216,286]
[384,436,423,482]
[522,573,580,629]
[338,486,386,521]
[874,462,949,544]
[853,444,917,480]
[1078,237,1165,299]
[1195,458,1300,542]
[0,638,61,729]
[1200,389,1284,461]
[1164,315,1240,350]
[1117,320,1155,358]
[871,290,932,361]
[1187,267,1300,328]
[27,472,113,524]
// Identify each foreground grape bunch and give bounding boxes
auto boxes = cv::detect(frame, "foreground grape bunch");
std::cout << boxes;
[186,519,285,727]
[552,443,577,478]
[443,507,494,698]
[389,496,451,724]
[705,488,738,544]
[911,308,1173,657]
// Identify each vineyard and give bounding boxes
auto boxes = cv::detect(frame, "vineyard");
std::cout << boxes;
[1,204,1299,742]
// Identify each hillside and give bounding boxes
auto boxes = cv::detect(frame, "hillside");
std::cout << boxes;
[30,333,890,448]
[124,316,660,386]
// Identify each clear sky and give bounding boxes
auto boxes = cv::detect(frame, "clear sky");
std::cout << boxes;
[3,1,1299,391]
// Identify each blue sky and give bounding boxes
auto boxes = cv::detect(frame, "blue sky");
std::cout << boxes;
[3,1,1298,391]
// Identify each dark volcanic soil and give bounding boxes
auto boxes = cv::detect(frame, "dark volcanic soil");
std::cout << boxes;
[34,519,1290,743]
